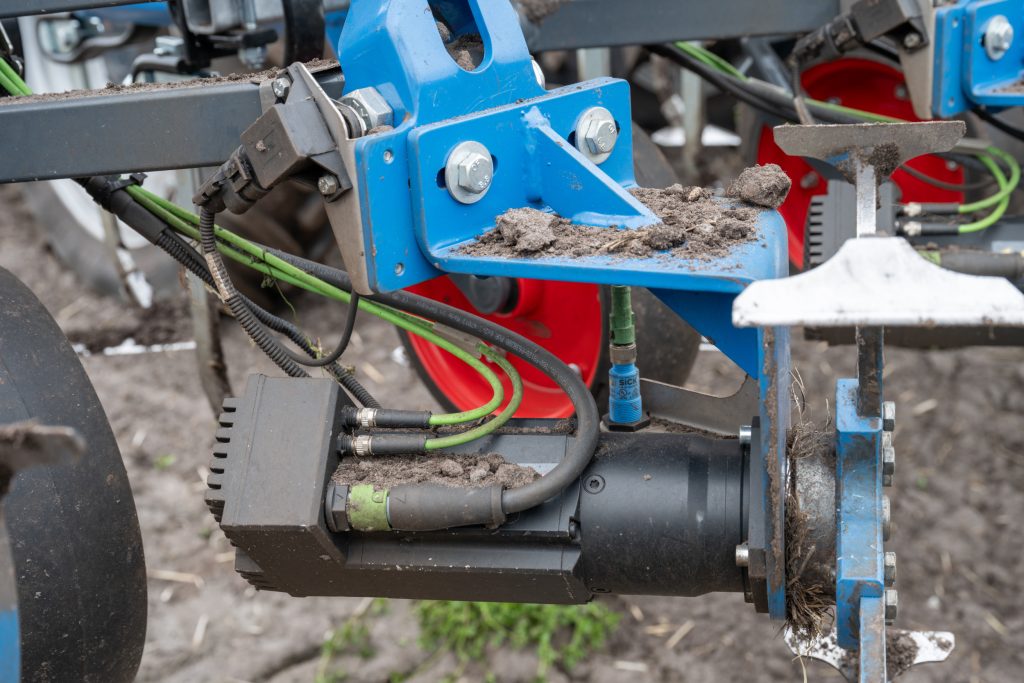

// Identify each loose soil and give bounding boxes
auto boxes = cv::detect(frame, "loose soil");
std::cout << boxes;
[518,0,565,23]
[887,630,920,676]
[445,34,484,71]
[726,164,792,209]
[333,452,539,490]
[3,175,1022,682]
[461,184,762,261]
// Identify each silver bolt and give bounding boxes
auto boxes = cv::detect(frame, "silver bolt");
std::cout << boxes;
[882,445,896,477]
[882,496,891,541]
[884,552,897,586]
[739,425,752,448]
[884,588,899,623]
[339,87,393,136]
[445,141,494,205]
[574,106,618,164]
[271,77,291,100]
[883,473,893,488]
[318,174,340,197]
[735,543,750,567]
[903,32,922,49]
[882,401,896,432]
[985,15,1014,61]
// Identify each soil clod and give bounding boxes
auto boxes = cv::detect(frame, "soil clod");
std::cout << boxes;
[333,452,539,490]
[726,163,792,209]
[886,631,920,676]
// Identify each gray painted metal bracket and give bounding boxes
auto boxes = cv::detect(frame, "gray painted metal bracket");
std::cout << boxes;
[733,237,1024,328]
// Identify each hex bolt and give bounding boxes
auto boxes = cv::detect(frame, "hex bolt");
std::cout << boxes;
[323,483,350,533]
[884,551,897,586]
[985,15,1014,61]
[882,401,896,432]
[271,77,291,101]
[882,496,892,541]
[882,445,896,477]
[574,106,618,164]
[444,141,494,204]
[735,543,749,568]
[318,174,340,197]
[339,87,393,136]
[902,32,922,49]
[884,588,899,623]
[738,425,752,448]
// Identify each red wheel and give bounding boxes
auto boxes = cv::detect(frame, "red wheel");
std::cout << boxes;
[404,277,605,418]
[754,58,965,268]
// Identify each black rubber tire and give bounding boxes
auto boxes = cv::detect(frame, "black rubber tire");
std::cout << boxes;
[0,267,147,682]
[400,125,701,414]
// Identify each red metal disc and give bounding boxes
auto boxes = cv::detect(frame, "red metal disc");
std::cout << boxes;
[756,57,965,267]
[405,277,604,418]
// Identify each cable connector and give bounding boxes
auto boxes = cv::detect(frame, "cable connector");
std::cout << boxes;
[605,286,649,431]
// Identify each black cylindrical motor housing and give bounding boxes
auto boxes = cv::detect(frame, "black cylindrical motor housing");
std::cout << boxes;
[579,432,747,596]
[210,376,750,603]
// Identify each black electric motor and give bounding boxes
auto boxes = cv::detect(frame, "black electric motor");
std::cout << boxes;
[207,375,759,604]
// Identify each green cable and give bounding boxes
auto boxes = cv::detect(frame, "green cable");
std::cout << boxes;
[424,347,523,450]
[126,185,514,425]
[957,146,1019,215]
[0,57,30,96]
[675,42,746,81]
[959,153,1011,233]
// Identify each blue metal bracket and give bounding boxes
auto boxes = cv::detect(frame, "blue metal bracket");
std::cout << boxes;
[933,0,1024,117]
[835,378,885,652]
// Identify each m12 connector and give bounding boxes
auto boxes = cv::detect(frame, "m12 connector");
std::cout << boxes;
[606,286,649,431]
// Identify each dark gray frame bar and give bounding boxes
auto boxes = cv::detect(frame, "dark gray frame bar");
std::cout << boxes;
[521,0,841,51]
[0,69,342,182]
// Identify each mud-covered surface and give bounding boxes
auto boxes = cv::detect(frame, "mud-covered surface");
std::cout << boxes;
[461,183,760,261]
[888,630,921,676]
[64,297,192,352]
[333,453,538,490]
[2,182,1023,681]
[0,58,338,106]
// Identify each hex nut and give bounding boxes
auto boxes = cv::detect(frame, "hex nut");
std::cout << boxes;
[884,588,899,623]
[884,552,897,586]
[271,77,291,101]
[882,445,896,477]
[339,87,393,135]
[985,15,1014,61]
[735,543,750,568]
[882,401,896,432]
[318,174,340,197]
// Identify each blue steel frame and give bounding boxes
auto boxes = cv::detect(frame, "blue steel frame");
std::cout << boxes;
[834,375,887,679]
[337,0,793,618]
[933,0,1024,117]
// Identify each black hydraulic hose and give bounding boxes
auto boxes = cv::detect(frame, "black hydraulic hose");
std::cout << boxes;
[262,249,601,516]
[974,107,1024,143]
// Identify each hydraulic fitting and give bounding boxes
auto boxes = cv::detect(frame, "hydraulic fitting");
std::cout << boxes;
[605,286,649,430]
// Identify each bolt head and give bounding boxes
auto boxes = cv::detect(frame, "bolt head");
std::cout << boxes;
[882,445,896,477]
[985,15,1014,60]
[884,552,897,586]
[340,87,394,133]
[271,77,291,100]
[882,401,896,432]
[324,483,350,533]
[735,543,750,567]
[318,174,340,196]
[903,32,922,49]
[884,588,899,623]
[456,152,493,194]
[584,118,618,154]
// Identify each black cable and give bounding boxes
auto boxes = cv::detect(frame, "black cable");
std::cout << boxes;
[899,164,995,192]
[261,249,601,517]
[974,107,1024,143]
[278,292,361,367]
